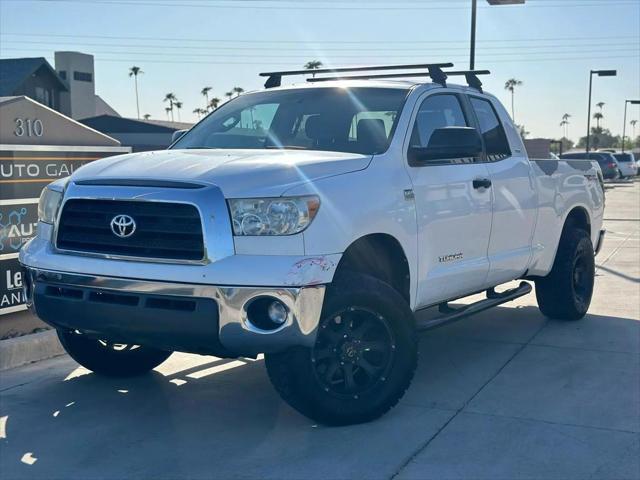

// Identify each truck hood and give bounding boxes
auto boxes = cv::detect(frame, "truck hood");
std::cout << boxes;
[71,149,372,197]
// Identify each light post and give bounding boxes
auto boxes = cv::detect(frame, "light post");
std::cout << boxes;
[622,99,640,153]
[586,69,617,153]
[470,0,525,70]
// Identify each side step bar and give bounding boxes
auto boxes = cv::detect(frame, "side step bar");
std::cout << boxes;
[416,282,532,332]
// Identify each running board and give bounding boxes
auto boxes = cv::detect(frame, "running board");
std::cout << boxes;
[416,282,532,332]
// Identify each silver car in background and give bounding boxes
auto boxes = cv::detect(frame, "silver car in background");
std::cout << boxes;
[613,152,638,177]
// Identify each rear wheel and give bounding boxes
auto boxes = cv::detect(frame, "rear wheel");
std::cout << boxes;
[535,227,595,320]
[265,273,417,426]
[57,329,172,377]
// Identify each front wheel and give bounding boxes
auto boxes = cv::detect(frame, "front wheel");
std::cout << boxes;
[535,227,595,320]
[57,329,172,377]
[265,273,417,426]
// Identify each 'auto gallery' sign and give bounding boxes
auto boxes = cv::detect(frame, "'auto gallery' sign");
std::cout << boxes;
[0,96,131,315]
[0,147,129,315]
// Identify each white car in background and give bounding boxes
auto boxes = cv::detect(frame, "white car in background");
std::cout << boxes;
[599,149,637,178]
[613,152,638,177]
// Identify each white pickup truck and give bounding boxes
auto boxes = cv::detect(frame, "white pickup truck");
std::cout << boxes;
[20,64,605,425]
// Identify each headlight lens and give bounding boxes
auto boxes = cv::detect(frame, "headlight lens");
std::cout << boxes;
[228,196,320,236]
[37,188,63,224]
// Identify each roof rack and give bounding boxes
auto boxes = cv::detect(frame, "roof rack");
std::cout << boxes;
[259,62,453,89]
[306,69,490,93]
[259,63,490,92]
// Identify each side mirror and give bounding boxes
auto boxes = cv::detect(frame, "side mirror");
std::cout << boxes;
[171,129,188,143]
[409,127,482,163]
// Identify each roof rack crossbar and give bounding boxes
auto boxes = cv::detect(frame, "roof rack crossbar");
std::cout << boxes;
[306,69,490,92]
[259,62,454,88]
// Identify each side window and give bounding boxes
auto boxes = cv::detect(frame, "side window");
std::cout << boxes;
[410,94,468,148]
[470,97,511,160]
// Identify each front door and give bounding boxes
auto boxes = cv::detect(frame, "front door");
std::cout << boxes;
[404,92,493,308]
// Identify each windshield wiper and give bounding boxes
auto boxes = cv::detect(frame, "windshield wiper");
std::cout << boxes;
[264,145,310,150]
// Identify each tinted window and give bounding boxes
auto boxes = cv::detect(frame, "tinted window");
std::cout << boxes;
[73,71,93,82]
[410,94,468,148]
[560,152,602,161]
[614,153,633,162]
[470,97,511,160]
[173,87,407,155]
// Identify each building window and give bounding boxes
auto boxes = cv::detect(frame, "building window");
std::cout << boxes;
[34,87,52,107]
[59,70,67,80]
[73,71,93,82]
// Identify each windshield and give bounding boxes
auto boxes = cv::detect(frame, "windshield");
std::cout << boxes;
[172,87,408,155]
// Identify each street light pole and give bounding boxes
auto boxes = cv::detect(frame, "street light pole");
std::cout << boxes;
[470,0,478,70]
[586,73,594,153]
[470,0,524,71]
[586,69,617,153]
[622,100,640,153]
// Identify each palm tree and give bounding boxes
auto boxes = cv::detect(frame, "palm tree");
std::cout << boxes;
[201,86,212,110]
[128,66,143,119]
[233,87,244,97]
[193,108,203,119]
[562,113,571,138]
[596,102,605,112]
[593,112,604,129]
[631,119,638,139]
[504,78,523,122]
[304,60,323,78]
[225,91,234,102]
[163,93,177,121]
[560,120,568,138]
[164,107,172,120]
[174,101,183,121]
[209,97,220,111]
[143,113,151,120]
[560,113,571,138]
[515,123,529,139]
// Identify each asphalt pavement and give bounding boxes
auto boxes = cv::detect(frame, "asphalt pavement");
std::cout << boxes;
[1,180,638,480]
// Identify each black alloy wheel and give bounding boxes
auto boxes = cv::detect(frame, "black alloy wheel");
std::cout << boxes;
[312,307,395,398]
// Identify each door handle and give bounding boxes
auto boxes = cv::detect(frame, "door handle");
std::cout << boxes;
[473,178,492,189]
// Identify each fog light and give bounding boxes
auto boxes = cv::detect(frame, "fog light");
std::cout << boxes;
[268,300,288,325]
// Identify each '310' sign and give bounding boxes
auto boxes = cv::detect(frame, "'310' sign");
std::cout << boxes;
[14,118,44,137]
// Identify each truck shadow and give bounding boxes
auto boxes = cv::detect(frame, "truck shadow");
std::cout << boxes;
[1,305,638,479]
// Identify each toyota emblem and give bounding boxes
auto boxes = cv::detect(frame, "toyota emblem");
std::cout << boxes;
[110,214,136,238]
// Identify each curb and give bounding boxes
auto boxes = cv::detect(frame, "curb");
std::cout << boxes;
[0,330,65,371]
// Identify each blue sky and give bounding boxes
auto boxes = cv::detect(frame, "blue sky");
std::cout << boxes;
[1,0,639,140]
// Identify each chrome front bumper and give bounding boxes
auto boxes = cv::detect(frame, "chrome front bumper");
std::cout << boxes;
[22,267,325,357]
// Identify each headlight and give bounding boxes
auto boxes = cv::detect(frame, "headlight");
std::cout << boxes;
[228,196,320,236]
[37,188,63,224]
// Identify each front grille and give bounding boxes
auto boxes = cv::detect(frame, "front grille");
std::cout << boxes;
[56,199,205,261]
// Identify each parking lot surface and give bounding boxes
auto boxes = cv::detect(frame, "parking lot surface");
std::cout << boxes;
[1,180,638,480]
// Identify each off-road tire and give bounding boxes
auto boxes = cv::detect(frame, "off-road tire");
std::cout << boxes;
[265,272,417,426]
[535,227,595,320]
[57,329,172,377]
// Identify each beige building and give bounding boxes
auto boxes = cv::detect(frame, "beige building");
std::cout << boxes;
[0,95,129,336]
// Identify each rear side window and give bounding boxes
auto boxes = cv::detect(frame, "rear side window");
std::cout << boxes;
[470,97,511,160]
[614,153,632,162]
[410,94,468,148]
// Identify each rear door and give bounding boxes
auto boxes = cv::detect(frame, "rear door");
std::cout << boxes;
[404,91,493,308]
[467,95,537,286]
